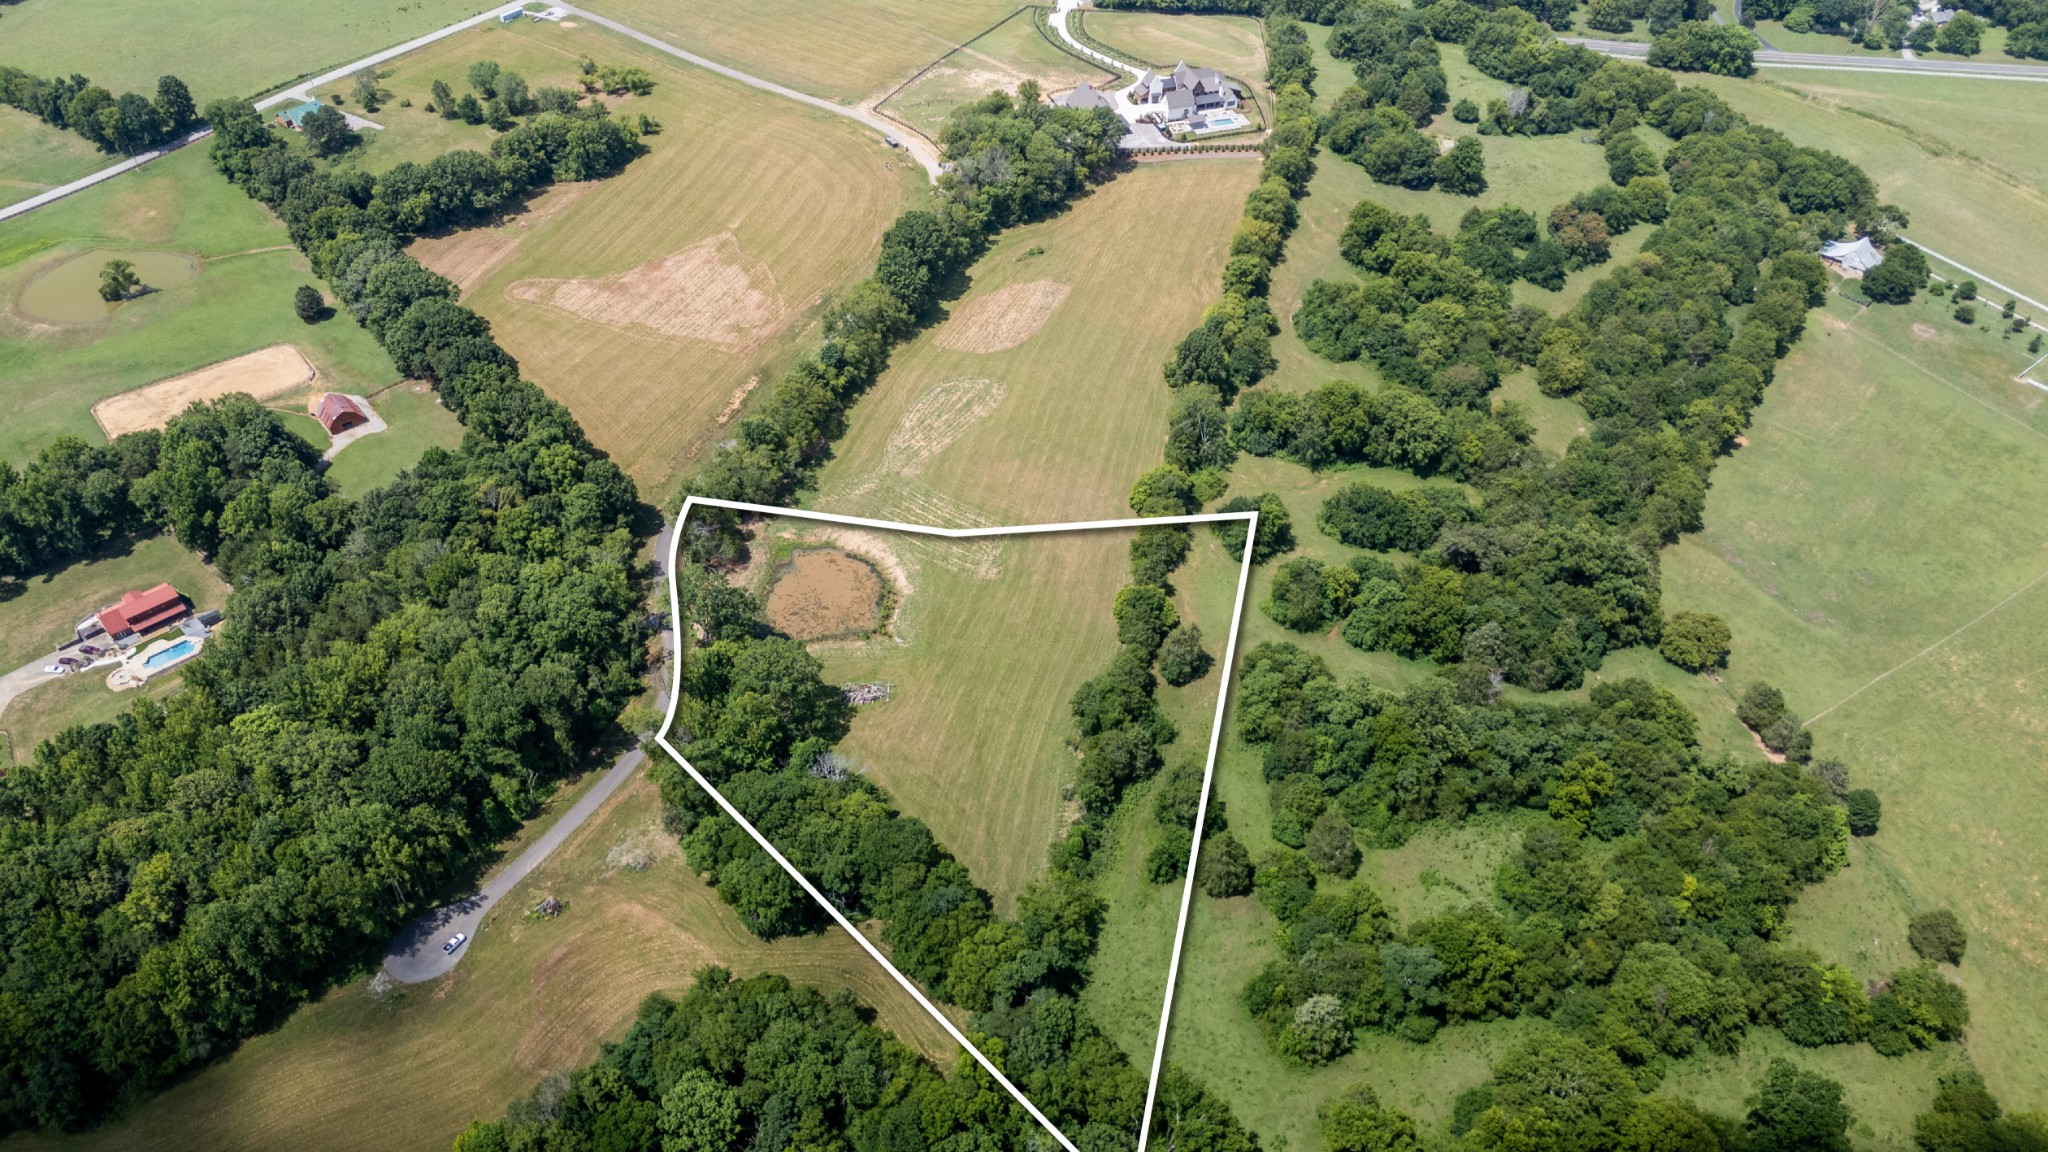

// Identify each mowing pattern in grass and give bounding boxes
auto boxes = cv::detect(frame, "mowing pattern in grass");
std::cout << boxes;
[1083,10,1268,80]
[0,106,114,211]
[578,0,1023,104]
[0,147,399,464]
[3,773,957,1152]
[403,22,928,500]
[0,0,485,102]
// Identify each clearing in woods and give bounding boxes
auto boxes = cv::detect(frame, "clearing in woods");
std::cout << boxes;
[815,158,1259,528]
[7,771,959,1152]
[404,21,928,500]
[91,344,315,437]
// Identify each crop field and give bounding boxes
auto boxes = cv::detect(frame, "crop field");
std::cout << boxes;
[398,22,928,501]
[0,146,399,465]
[0,0,486,102]
[813,157,1258,526]
[12,769,957,1152]
[0,108,114,211]
[878,7,1117,140]
[1688,70,2048,310]
[579,0,1022,105]
[1081,11,1267,81]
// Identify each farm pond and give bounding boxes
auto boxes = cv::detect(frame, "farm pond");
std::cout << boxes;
[18,248,199,323]
[764,549,885,641]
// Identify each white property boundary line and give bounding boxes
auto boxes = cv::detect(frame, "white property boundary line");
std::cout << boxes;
[656,495,1260,1152]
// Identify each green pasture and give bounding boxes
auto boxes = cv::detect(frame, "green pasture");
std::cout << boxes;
[0,146,400,466]
[324,383,467,495]
[1081,10,1268,80]
[0,107,115,211]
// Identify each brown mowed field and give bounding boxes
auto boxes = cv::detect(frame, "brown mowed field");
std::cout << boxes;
[413,24,928,501]
[581,0,1022,104]
[815,156,1260,526]
[13,772,957,1152]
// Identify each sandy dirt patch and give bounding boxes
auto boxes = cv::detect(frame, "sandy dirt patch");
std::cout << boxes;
[93,343,314,437]
[932,279,1070,353]
[883,375,1007,476]
[1913,323,1939,339]
[506,231,788,350]
[766,549,885,641]
[412,182,593,293]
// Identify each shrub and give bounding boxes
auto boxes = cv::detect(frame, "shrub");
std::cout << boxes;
[1452,97,1480,122]
[1158,623,1215,686]
[293,284,324,323]
[1198,832,1255,897]
[1213,493,1295,563]
[1659,611,1732,671]
[1845,788,1882,836]
[1954,303,1978,324]
[1908,909,1966,965]
[1306,809,1360,877]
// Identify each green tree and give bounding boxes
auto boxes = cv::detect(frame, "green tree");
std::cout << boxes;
[300,104,359,156]
[293,284,324,323]
[1621,1096,1723,1152]
[1863,243,1929,304]
[1935,11,1983,54]
[659,1070,742,1152]
[1433,135,1488,196]
[1845,787,1882,836]
[1199,832,1255,897]
[1306,809,1360,877]
[1279,994,1352,1065]
[1159,623,1214,686]
[1659,610,1732,671]
[1909,909,1967,965]
[350,69,380,111]
[431,78,456,117]
[1322,1084,1420,1152]
[1649,23,1759,76]
[1115,583,1180,652]
[1266,557,1334,632]
[153,75,195,133]
[467,59,501,95]
[1452,98,1481,123]
[97,258,141,302]
[1746,1059,1852,1152]
[1214,493,1294,563]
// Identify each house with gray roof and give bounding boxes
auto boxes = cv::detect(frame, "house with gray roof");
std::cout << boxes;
[1129,61,1238,123]
[1820,236,1884,275]
[1051,81,1114,110]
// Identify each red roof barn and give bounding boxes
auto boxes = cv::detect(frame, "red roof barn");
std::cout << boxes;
[313,392,369,435]
[96,584,189,641]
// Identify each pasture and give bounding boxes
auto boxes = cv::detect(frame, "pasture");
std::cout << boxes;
[1081,10,1267,81]
[0,145,399,465]
[574,0,1022,104]
[7,770,957,1152]
[0,108,113,211]
[0,535,228,674]
[323,383,467,496]
[878,7,1116,140]
[0,0,485,101]
[402,21,929,500]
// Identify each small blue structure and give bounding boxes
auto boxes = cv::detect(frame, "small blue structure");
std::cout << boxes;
[274,100,323,130]
[500,9,520,21]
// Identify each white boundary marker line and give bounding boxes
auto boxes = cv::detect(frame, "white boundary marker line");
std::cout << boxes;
[656,495,1261,1152]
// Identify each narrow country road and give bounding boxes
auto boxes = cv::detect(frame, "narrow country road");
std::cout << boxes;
[383,519,675,982]
[555,3,942,179]
[1563,35,2048,79]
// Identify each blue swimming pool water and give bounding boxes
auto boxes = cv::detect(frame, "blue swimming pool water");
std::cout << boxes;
[142,639,197,671]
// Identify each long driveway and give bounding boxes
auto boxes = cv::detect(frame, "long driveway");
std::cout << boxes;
[383,519,674,982]
[1563,35,2048,79]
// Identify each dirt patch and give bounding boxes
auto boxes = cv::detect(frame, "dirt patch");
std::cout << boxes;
[506,231,788,349]
[933,279,1069,353]
[412,182,593,293]
[883,376,1007,476]
[93,343,315,437]
[717,374,762,425]
[766,549,885,641]
[1913,323,1939,339]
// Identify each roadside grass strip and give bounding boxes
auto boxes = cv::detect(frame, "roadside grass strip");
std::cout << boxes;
[658,496,1259,1152]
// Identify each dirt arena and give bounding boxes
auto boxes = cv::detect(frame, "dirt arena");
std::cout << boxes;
[506,232,788,350]
[765,549,885,641]
[92,344,315,437]
[931,279,1069,353]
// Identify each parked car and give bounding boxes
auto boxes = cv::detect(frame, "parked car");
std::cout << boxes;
[442,932,468,954]
[884,136,899,148]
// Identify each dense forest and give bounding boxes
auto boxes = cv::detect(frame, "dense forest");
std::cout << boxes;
[0,95,650,1133]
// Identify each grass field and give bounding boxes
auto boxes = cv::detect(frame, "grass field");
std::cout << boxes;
[1744,20,2039,67]
[0,108,114,211]
[813,157,1258,525]
[1685,69,2048,313]
[395,21,928,502]
[0,145,400,466]
[0,0,487,103]
[0,668,184,767]
[878,7,1116,140]
[579,0,1023,105]
[1081,10,1268,81]
[0,535,228,673]
[3,769,957,1152]
[324,382,467,495]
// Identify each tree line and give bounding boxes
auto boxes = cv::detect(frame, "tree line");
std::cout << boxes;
[0,89,656,1135]
[0,68,197,154]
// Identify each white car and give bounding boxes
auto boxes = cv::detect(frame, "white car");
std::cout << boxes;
[442,932,468,954]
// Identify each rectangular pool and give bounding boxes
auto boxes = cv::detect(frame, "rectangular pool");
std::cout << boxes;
[143,639,197,671]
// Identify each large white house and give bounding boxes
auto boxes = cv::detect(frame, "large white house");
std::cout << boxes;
[1128,61,1239,123]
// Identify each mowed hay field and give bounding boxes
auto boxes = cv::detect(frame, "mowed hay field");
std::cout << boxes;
[814,157,1260,526]
[580,0,1022,104]
[1081,10,1266,79]
[406,22,929,499]
[9,771,959,1152]
[0,0,484,101]
[0,146,399,464]
[1687,70,2048,309]
[0,107,113,211]
[879,7,1118,141]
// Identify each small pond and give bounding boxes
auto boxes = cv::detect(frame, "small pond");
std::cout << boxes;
[18,248,200,324]
[765,549,884,641]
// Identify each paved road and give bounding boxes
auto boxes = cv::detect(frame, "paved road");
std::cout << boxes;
[555,3,943,180]
[0,128,213,225]
[383,519,674,982]
[1563,35,2048,79]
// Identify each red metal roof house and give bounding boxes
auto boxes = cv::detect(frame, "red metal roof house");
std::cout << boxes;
[314,392,369,435]
[92,584,190,644]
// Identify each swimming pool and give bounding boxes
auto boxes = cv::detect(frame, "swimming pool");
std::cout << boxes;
[142,639,197,671]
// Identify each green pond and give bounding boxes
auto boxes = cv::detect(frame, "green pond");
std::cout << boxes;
[18,248,200,324]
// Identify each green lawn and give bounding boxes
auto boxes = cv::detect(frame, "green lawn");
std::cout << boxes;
[1746,19,2039,67]
[1,669,184,767]
[1082,10,1268,80]
[0,145,400,466]
[0,107,115,211]
[0,534,229,673]
[0,0,491,103]
[325,383,467,495]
